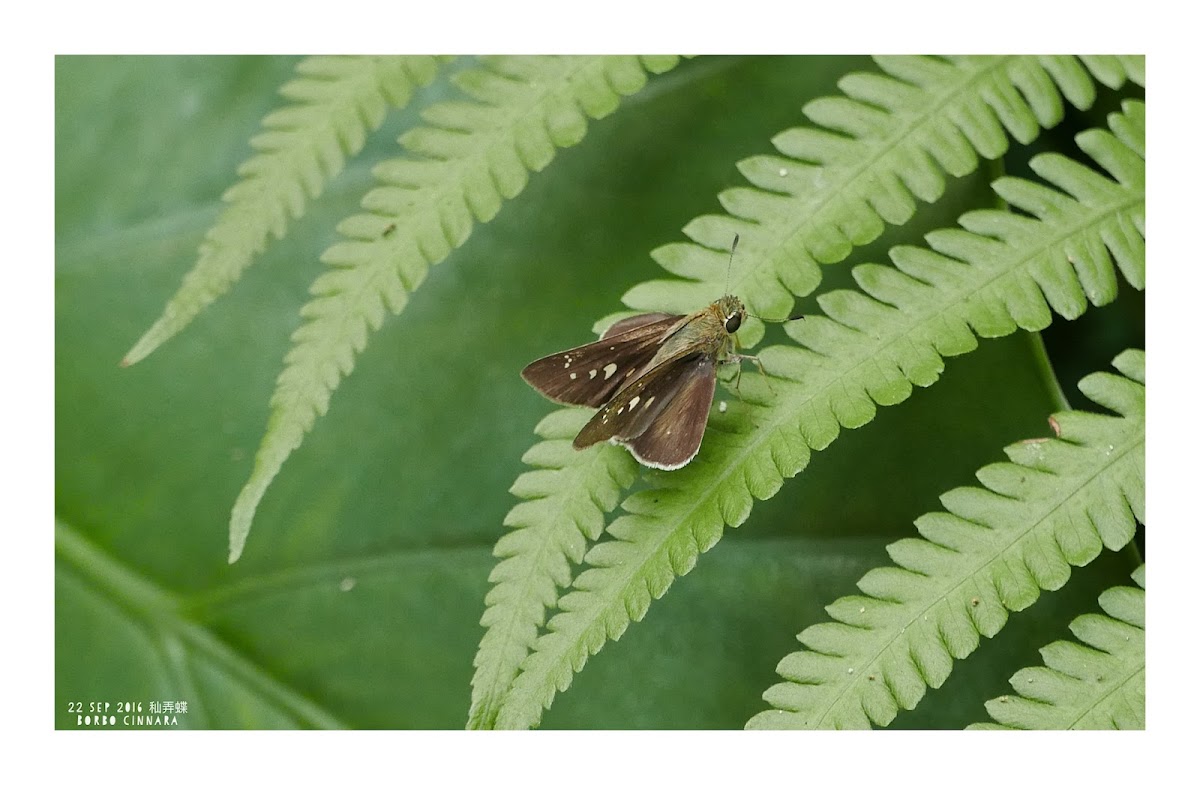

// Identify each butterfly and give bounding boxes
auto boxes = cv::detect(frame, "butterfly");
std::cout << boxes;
[521,237,787,470]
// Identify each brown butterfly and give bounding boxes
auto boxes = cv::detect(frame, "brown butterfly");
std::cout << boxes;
[522,236,784,470]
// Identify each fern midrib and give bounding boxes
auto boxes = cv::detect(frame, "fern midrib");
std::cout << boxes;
[808,184,1144,407]
[472,454,616,726]
[56,521,348,728]
[226,65,387,224]
[1066,659,1144,729]
[283,58,602,394]
[499,475,732,727]
[809,435,1142,728]
[507,401,786,723]
[750,181,1143,507]
[512,174,1144,717]
[980,191,1144,298]
[392,56,597,229]
[251,115,344,187]
[622,168,1142,591]
[239,118,341,196]
[727,55,1022,297]
[900,181,1142,330]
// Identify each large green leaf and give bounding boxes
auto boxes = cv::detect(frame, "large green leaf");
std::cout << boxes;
[55,55,1140,729]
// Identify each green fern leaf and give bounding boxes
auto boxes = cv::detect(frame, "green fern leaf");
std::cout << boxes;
[122,56,442,366]
[619,55,1143,344]
[969,564,1144,730]
[467,409,638,729]
[491,99,1145,730]
[748,351,1144,729]
[228,56,683,562]
[1077,55,1145,91]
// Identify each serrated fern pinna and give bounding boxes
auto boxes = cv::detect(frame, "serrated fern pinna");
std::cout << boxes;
[477,60,1143,731]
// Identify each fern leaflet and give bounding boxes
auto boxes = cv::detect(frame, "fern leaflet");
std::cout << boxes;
[227,56,682,562]
[618,55,1142,348]
[491,99,1145,729]
[467,409,638,729]
[122,56,442,366]
[748,351,1144,729]
[1078,56,1146,91]
[969,564,1144,730]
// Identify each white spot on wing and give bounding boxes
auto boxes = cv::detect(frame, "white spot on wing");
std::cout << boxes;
[629,396,641,410]
[589,369,597,379]
[603,363,617,380]
[570,372,577,380]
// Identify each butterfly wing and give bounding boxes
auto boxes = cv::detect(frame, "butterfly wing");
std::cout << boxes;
[521,314,682,407]
[601,312,676,339]
[623,357,717,469]
[574,352,717,470]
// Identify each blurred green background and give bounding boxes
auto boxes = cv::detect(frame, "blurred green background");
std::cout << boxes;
[55,56,1143,729]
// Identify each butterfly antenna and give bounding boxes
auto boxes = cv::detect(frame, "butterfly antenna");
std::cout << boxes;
[727,233,802,322]
[748,311,805,323]
[724,233,740,296]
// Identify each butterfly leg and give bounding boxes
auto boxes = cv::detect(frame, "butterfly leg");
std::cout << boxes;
[715,355,744,400]
[748,354,773,393]
[724,353,774,395]
[727,334,774,393]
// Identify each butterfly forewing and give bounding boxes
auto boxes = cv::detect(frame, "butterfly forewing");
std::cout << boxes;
[521,314,681,407]
[601,312,677,339]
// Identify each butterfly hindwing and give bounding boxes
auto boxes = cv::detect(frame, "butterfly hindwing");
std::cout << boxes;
[573,352,717,471]
[623,355,717,469]
[521,315,682,407]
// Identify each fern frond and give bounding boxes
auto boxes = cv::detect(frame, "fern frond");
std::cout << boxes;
[492,100,1145,729]
[618,55,1143,338]
[122,56,442,366]
[748,351,1144,729]
[969,564,1144,730]
[467,409,638,729]
[227,56,683,562]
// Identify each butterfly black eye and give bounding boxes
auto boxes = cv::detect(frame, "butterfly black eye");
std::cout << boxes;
[724,313,742,333]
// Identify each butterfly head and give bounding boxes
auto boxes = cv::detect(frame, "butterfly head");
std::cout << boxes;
[715,294,745,335]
